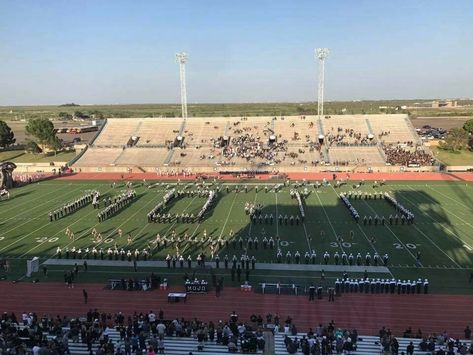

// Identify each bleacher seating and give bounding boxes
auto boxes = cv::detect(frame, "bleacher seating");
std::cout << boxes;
[136,118,182,147]
[322,116,371,146]
[368,114,418,144]
[274,333,472,355]
[93,119,141,146]
[183,118,227,147]
[67,328,263,355]
[329,146,385,166]
[73,148,124,167]
[72,114,434,172]
[4,321,472,355]
[113,148,169,167]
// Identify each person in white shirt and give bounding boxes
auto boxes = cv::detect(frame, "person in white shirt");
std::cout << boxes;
[156,321,166,336]
[148,311,156,324]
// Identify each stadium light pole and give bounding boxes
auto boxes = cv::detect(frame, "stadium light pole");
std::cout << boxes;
[315,48,329,120]
[176,52,189,120]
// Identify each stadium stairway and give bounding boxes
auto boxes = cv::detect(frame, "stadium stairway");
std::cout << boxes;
[364,119,374,136]
[179,118,187,136]
[132,121,143,137]
[163,149,175,165]
[317,119,324,136]
[404,116,423,145]
[274,333,472,355]
[223,120,230,137]
[66,328,264,354]
[324,147,331,164]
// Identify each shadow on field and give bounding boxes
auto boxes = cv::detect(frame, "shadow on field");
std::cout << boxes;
[393,189,472,266]
[12,191,32,199]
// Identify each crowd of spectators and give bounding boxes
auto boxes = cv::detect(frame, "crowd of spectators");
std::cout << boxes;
[280,320,358,354]
[325,127,375,147]
[222,132,288,165]
[13,172,51,186]
[383,145,434,166]
[1,309,471,355]
[379,326,473,355]
[0,309,267,354]
[1,311,71,354]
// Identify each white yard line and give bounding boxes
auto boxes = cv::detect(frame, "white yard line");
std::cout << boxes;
[426,185,473,212]
[385,188,463,268]
[0,186,92,252]
[0,184,74,221]
[218,193,239,239]
[409,186,473,229]
[247,190,259,237]
[275,192,279,237]
[0,184,86,235]
[410,223,462,268]
[20,187,115,257]
[329,186,393,277]
[394,191,473,258]
[301,223,312,252]
[59,191,157,252]
[168,197,207,256]
[359,193,419,264]
[313,189,345,254]
[379,190,462,268]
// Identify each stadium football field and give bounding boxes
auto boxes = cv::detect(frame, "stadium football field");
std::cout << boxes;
[1,178,473,294]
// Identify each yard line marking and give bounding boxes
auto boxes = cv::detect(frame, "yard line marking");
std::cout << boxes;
[0,184,86,234]
[408,186,473,230]
[247,189,259,237]
[0,185,94,251]
[396,191,473,251]
[410,223,461,268]
[329,186,394,278]
[19,187,116,257]
[301,223,312,252]
[0,183,73,221]
[358,193,419,265]
[313,187,345,254]
[126,196,197,255]
[57,189,159,253]
[218,192,238,239]
[275,192,279,237]
[370,186,459,268]
[426,185,473,212]
[173,196,212,256]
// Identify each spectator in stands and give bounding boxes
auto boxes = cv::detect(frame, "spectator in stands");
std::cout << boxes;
[383,144,434,166]
[406,341,414,355]
[465,326,471,339]
[157,338,165,354]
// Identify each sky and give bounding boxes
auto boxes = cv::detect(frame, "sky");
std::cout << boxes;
[0,0,472,105]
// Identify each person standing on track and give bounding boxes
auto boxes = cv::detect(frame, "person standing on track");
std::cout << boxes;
[83,289,88,304]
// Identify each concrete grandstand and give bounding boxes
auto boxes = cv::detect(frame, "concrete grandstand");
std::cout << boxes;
[73,114,434,173]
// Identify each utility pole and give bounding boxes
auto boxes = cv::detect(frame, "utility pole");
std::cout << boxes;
[315,48,329,120]
[176,52,189,119]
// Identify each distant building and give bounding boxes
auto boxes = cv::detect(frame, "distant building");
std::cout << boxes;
[431,100,457,108]
[411,100,458,108]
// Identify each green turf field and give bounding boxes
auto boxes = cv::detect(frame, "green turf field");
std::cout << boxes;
[1,179,473,293]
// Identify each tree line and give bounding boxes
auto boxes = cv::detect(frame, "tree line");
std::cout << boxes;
[438,118,473,152]
[0,119,62,154]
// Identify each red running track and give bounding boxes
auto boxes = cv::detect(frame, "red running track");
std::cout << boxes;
[1,282,472,338]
